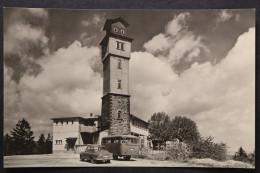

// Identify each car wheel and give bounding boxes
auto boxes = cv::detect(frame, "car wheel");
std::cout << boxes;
[106,160,111,163]
[113,155,118,160]
[91,158,96,164]
[124,156,131,160]
[80,155,84,161]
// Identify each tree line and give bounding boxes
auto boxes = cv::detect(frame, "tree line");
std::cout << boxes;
[148,112,255,165]
[148,112,226,161]
[3,118,52,156]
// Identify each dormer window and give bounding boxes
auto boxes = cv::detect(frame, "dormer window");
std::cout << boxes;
[116,41,124,50]
[121,29,125,35]
[113,27,118,33]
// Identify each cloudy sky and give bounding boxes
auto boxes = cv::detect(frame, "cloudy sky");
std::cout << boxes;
[4,8,255,154]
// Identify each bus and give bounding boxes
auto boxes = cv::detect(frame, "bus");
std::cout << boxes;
[101,135,139,160]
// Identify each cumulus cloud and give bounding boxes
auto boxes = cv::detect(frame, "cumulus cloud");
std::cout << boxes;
[143,12,210,73]
[81,13,104,27]
[4,8,49,83]
[4,41,102,137]
[216,10,233,23]
[81,20,91,27]
[26,8,48,19]
[131,27,255,152]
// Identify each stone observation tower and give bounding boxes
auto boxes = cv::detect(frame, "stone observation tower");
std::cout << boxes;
[100,17,133,135]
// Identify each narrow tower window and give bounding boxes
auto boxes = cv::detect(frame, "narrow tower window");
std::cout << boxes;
[118,80,122,89]
[118,111,122,119]
[118,59,121,69]
[116,41,124,50]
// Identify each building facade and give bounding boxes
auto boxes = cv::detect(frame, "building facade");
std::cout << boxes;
[51,17,149,152]
[51,114,149,152]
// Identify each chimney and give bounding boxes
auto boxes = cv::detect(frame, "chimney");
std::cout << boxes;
[90,113,93,117]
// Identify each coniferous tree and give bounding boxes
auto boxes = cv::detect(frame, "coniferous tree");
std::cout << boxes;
[37,134,46,154]
[233,146,248,162]
[45,133,53,154]
[3,133,12,156]
[10,118,35,155]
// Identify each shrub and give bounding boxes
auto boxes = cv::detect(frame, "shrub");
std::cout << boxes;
[166,141,191,161]
[138,147,150,158]
[138,147,169,160]
[191,136,227,161]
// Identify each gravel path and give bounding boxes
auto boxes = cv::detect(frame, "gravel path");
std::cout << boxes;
[4,153,201,168]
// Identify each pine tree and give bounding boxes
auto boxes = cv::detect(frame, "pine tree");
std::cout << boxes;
[10,118,35,155]
[233,146,248,162]
[3,133,12,156]
[37,134,46,154]
[45,133,53,154]
[238,147,248,158]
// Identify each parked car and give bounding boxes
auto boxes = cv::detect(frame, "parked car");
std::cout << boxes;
[80,144,113,164]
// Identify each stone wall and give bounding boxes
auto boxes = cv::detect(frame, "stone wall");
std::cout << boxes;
[103,58,110,95]
[101,93,131,135]
[101,94,110,129]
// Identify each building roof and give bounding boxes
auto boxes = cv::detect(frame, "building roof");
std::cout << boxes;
[130,114,149,124]
[102,135,139,139]
[103,17,129,31]
[50,116,100,121]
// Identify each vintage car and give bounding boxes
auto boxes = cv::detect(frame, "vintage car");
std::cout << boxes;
[80,144,113,164]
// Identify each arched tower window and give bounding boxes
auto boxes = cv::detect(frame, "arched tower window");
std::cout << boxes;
[118,59,121,69]
[118,111,122,119]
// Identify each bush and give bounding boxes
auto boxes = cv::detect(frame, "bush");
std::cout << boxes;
[191,136,227,161]
[138,147,150,158]
[247,151,255,166]
[166,141,191,161]
[138,147,169,160]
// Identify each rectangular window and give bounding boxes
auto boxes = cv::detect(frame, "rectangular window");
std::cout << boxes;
[118,80,122,89]
[118,59,121,69]
[55,140,62,145]
[116,41,124,50]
